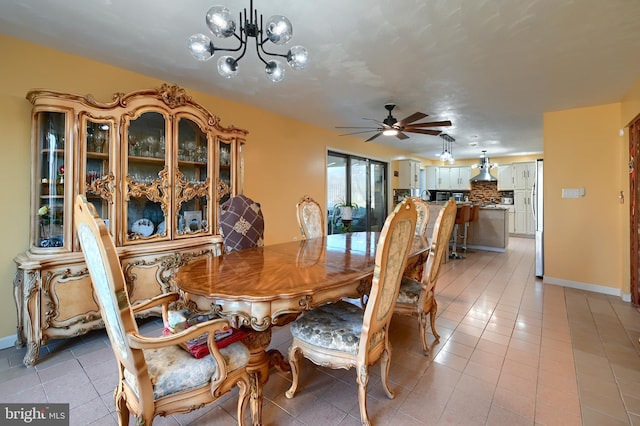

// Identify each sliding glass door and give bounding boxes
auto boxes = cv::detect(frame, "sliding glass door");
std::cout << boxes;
[327,151,388,234]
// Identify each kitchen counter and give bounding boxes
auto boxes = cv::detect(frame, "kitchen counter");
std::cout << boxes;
[466,206,509,252]
[425,202,508,254]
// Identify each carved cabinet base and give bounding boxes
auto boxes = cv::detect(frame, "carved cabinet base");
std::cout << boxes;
[14,240,220,366]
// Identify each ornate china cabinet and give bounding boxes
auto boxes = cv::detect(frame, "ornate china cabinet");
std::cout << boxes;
[13,84,247,366]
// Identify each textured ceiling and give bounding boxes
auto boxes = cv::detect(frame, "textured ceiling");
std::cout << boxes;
[2,0,640,160]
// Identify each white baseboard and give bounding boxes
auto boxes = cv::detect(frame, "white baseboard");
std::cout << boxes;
[0,334,17,351]
[466,245,506,253]
[544,275,628,300]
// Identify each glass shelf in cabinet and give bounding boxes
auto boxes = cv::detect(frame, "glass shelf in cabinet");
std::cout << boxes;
[41,148,64,155]
[127,155,165,164]
[178,160,207,166]
[86,151,109,159]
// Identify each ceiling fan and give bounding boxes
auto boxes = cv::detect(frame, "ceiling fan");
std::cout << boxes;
[336,103,452,142]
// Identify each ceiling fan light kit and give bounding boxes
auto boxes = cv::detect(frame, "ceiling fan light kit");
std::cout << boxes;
[336,103,452,143]
[187,1,309,82]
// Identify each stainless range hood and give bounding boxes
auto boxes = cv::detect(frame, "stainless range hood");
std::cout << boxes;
[470,152,498,182]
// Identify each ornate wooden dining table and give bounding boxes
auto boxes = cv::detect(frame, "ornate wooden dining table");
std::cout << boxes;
[173,231,429,425]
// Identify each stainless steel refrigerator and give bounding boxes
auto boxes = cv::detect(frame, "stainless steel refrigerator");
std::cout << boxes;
[532,159,544,277]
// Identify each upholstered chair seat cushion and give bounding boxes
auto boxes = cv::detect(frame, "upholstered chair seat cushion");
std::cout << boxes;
[124,342,250,400]
[219,195,265,253]
[289,301,366,355]
[397,277,422,305]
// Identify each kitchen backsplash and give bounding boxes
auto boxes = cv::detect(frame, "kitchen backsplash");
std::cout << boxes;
[468,181,512,204]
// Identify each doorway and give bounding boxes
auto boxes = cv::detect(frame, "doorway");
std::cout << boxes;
[326,151,388,235]
[630,118,640,306]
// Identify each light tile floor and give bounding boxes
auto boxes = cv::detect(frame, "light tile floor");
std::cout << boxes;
[1,237,640,425]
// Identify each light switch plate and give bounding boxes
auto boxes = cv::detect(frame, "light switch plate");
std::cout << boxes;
[562,188,580,198]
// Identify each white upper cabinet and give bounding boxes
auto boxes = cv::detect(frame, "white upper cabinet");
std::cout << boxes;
[512,162,536,190]
[425,166,438,189]
[437,167,451,189]
[451,166,471,190]
[497,165,514,190]
[425,166,471,190]
[398,159,421,189]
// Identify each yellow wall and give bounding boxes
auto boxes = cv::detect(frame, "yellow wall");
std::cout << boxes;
[0,35,419,339]
[544,103,626,293]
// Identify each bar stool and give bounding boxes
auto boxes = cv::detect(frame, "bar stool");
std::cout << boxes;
[463,204,480,252]
[450,204,470,259]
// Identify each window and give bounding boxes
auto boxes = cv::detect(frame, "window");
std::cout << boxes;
[327,151,388,234]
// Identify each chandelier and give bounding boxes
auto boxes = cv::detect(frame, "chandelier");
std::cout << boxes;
[439,134,455,164]
[187,1,309,82]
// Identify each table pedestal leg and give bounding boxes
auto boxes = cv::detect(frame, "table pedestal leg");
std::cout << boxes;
[242,330,270,425]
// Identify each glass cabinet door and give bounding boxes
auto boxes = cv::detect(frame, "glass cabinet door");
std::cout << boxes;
[175,117,209,236]
[125,111,167,242]
[35,111,66,248]
[217,138,234,205]
[82,117,114,233]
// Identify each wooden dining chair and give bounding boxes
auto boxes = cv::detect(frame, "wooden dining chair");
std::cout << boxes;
[394,198,457,355]
[285,198,417,426]
[73,195,252,426]
[410,196,430,236]
[296,195,325,239]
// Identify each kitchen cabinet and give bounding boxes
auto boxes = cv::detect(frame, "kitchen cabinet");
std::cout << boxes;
[512,162,536,190]
[499,204,516,233]
[431,166,470,190]
[514,189,534,235]
[14,84,247,366]
[497,165,514,190]
[450,167,471,190]
[398,159,420,189]
[425,166,438,189]
[436,167,451,189]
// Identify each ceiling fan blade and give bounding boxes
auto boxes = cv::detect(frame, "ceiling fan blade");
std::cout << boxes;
[396,132,410,140]
[365,132,383,142]
[406,128,442,136]
[335,126,379,129]
[405,120,452,128]
[398,112,428,126]
[338,129,381,136]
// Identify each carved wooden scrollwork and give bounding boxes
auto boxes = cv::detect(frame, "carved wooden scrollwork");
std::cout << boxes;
[157,83,191,108]
[357,277,373,307]
[216,179,231,201]
[175,169,210,205]
[126,167,170,240]
[127,167,169,205]
[41,268,99,332]
[298,295,312,310]
[242,328,273,348]
[86,173,115,204]
[183,298,224,317]
[175,169,210,234]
